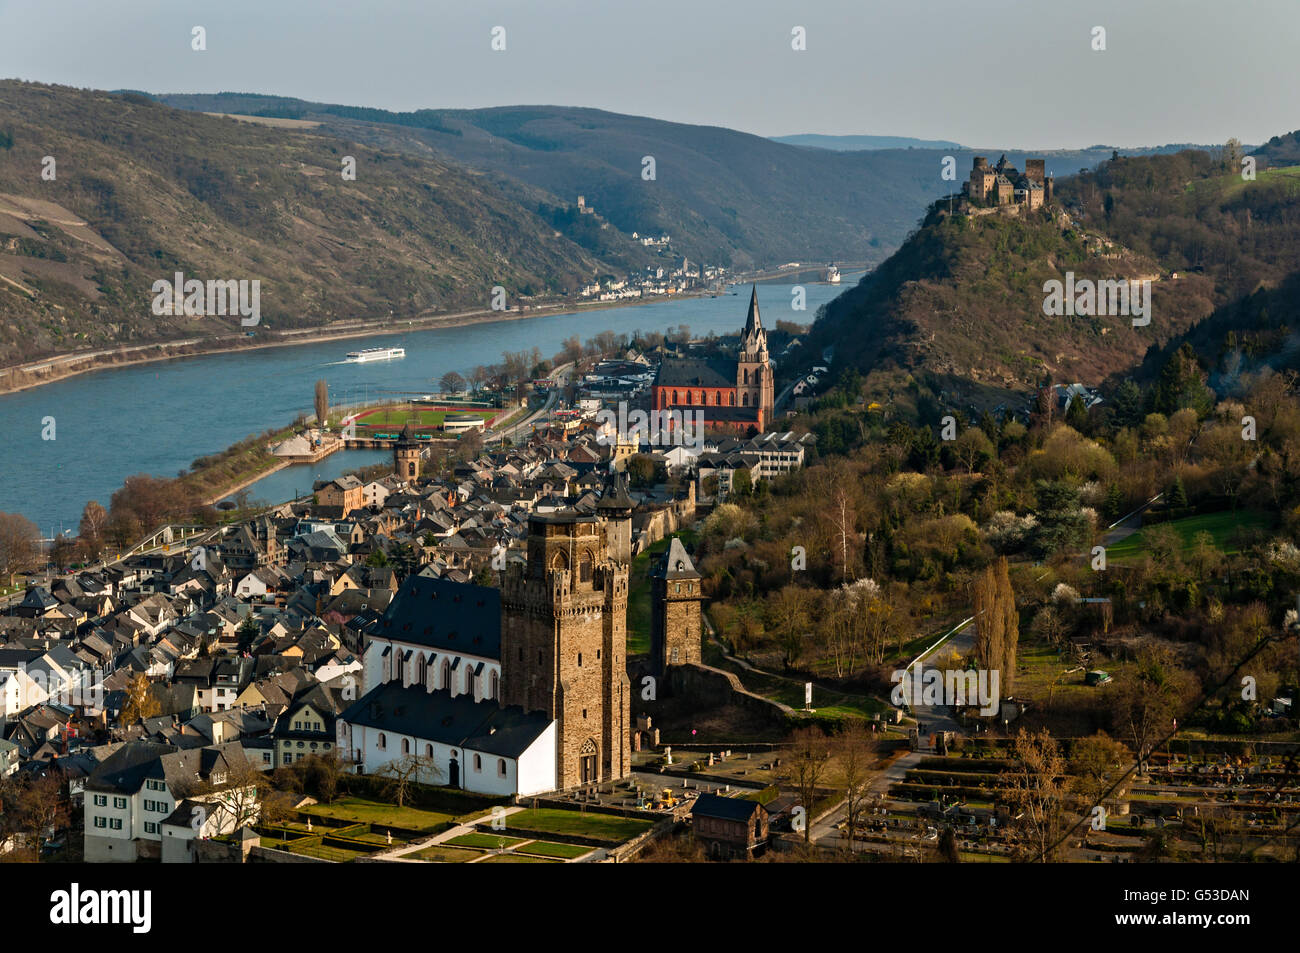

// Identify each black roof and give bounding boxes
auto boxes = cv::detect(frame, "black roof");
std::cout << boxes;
[691,791,765,822]
[340,682,551,759]
[655,356,736,389]
[367,574,501,659]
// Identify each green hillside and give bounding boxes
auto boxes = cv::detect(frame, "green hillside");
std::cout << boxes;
[0,82,631,365]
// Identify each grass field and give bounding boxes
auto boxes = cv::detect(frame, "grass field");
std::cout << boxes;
[301,797,453,833]
[447,832,525,849]
[353,407,496,430]
[478,852,559,863]
[410,845,479,863]
[506,808,653,843]
[1106,510,1270,562]
[515,840,592,859]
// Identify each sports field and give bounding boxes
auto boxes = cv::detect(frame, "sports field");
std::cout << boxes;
[350,406,498,431]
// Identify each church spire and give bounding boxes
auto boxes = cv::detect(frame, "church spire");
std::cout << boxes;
[744,284,762,334]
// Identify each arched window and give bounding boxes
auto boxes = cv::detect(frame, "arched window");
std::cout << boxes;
[498,758,507,777]
[377,733,386,750]
[742,392,749,406]
[425,743,433,757]
[578,551,592,582]
[401,738,410,754]
[465,668,475,697]
[728,392,735,406]
[744,368,750,384]
[672,390,678,404]
[415,653,427,688]
[489,670,499,700]
[551,551,568,572]
[441,658,451,691]
[473,753,482,771]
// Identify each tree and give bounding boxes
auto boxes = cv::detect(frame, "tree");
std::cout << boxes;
[770,586,810,669]
[440,371,465,394]
[375,753,441,807]
[1069,732,1131,825]
[78,501,108,560]
[0,511,39,585]
[120,672,160,725]
[788,726,833,842]
[954,428,994,475]
[833,722,878,852]
[1003,728,1069,862]
[314,379,329,428]
[12,773,70,862]
[996,557,1019,693]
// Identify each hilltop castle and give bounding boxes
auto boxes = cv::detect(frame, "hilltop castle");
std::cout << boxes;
[965,154,1054,210]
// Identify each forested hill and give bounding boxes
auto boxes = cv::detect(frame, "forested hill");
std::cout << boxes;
[809,138,1300,415]
[0,81,626,365]
[146,91,1210,273]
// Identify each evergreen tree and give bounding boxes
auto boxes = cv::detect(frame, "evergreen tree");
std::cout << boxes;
[1168,475,1188,509]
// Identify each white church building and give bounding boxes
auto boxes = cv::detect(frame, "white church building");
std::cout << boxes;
[338,575,556,797]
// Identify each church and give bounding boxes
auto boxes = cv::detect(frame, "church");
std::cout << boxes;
[337,476,633,796]
[651,286,774,434]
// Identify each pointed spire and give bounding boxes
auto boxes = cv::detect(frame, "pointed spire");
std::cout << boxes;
[745,284,762,333]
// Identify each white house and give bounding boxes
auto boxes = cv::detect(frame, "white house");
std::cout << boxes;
[84,741,255,863]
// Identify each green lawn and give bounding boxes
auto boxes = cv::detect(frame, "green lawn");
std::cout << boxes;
[301,797,453,833]
[1106,510,1270,562]
[284,841,375,863]
[506,808,653,843]
[515,840,593,859]
[479,853,558,863]
[627,531,699,655]
[447,832,526,849]
[353,407,494,430]
[410,845,480,863]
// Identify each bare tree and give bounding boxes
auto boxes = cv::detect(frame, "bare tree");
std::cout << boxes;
[0,511,39,585]
[834,723,878,852]
[788,726,833,842]
[1003,728,1069,862]
[314,379,329,428]
[439,371,465,395]
[375,754,441,807]
[78,501,108,560]
[15,773,70,862]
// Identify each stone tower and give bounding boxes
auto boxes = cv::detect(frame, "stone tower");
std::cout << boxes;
[736,286,773,430]
[500,513,630,789]
[595,468,634,566]
[393,423,421,481]
[650,536,702,675]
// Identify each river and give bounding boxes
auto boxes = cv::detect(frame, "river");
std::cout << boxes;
[0,276,858,533]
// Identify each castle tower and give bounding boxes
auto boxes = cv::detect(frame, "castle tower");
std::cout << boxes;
[595,468,634,566]
[393,423,421,481]
[501,513,630,789]
[736,286,774,429]
[650,536,702,675]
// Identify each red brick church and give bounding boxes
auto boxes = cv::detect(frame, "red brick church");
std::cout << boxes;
[651,286,774,434]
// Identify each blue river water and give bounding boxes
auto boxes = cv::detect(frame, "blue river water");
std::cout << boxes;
[0,276,858,533]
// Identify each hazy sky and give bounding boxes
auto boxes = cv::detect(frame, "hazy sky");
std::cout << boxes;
[2,0,1296,149]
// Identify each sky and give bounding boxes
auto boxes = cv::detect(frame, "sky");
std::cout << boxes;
[1,0,1297,149]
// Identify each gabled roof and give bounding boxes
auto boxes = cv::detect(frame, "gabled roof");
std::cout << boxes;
[367,574,501,659]
[340,682,550,759]
[691,791,764,822]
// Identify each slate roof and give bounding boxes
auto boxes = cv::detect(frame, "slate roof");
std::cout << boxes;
[691,791,764,822]
[340,682,551,759]
[655,356,737,389]
[367,574,501,659]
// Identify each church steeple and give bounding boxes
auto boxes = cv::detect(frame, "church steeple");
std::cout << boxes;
[744,285,762,335]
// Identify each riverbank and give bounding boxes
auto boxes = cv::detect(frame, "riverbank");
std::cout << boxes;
[0,261,871,397]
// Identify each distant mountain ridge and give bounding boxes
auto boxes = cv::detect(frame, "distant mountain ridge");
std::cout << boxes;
[771,134,964,151]
[145,92,1209,274]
